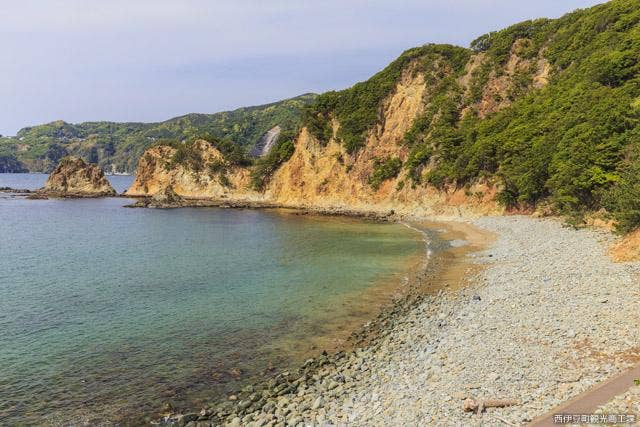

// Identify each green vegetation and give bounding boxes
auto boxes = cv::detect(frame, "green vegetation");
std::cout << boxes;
[303,45,470,153]
[158,137,253,187]
[604,142,640,233]
[410,0,640,231]
[0,94,315,173]
[301,0,640,232]
[369,157,403,190]
[250,130,297,190]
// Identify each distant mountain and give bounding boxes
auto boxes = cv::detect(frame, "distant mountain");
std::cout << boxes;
[0,93,316,173]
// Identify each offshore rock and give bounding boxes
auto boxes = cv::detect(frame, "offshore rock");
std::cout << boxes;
[37,156,116,198]
[126,185,186,208]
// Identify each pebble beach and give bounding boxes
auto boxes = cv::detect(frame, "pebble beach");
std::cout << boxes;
[167,216,640,427]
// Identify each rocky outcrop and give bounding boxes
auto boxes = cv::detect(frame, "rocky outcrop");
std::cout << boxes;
[250,126,282,157]
[38,156,116,197]
[0,155,28,173]
[126,185,187,208]
[124,140,261,202]
[125,73,501,217]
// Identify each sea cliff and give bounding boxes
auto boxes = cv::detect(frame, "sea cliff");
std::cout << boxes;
[39,156,116,197]
[125,70,503,218]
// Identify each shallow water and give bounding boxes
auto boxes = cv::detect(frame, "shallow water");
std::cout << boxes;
[0,174,425,425]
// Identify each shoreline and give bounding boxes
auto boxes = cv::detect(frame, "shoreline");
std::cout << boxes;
[160,214,640,427]
[4,181,638,425]
[158,217,496,426]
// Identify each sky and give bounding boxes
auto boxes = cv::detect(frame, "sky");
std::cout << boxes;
[0,0,605,136]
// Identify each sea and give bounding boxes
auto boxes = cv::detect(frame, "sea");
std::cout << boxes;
[0,173,426,425]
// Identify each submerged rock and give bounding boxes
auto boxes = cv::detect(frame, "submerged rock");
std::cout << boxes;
[126,185,187,208]
[36,156,116,198]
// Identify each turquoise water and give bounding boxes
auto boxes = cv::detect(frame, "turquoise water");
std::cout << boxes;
[0,174,424,425]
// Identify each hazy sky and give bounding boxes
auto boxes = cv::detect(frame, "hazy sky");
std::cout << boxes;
[0,0,604,135]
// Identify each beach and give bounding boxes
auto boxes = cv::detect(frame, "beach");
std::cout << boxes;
[177,215,640,427]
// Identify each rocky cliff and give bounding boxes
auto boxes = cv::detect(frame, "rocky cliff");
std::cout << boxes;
[41,156,116,197]
[124,42,529,217]
[125,140,259,202]
[126,0,640,229]
[125,68,500,217]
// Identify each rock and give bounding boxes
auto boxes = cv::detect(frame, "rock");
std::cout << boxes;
[238,399,252,410]
[38,156,116,197]
[127,185,187,208]
[0,187,32,194]
[161,401,174,414]
[229,367,242,378]
[311,396,324,410]
[225,417,241,427]
[176,413,199,427]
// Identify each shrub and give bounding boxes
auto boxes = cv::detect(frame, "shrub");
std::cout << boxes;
[369,157,402,190]
[605,144,640,233]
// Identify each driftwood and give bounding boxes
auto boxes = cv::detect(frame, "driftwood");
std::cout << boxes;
[463,398,519,414]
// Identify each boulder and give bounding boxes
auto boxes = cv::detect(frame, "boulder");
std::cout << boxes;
[126,185,187,208]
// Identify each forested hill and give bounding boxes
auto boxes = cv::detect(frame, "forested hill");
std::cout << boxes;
[0,93,316,173]
[296,0,640,232]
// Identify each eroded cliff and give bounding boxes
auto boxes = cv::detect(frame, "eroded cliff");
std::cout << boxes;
[42,156,116,197]
[125,0,640,228]
[125,140,261,202]
[125,65,503,217]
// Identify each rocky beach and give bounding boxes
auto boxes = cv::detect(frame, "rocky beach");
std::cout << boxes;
[167,215,640,427]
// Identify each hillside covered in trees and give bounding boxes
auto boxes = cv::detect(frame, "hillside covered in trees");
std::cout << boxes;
[295,0,640,232]
[0,94,315,173]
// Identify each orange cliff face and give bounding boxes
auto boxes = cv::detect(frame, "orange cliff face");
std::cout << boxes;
[124,140,263,203]
[42,156,116,197]
[124,77,499,217]
[124,46,551,216]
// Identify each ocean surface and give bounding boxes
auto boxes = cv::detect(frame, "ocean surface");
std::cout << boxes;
[0,173,426,425]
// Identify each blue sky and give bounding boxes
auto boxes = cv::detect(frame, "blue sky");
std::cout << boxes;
[0,0,604,135]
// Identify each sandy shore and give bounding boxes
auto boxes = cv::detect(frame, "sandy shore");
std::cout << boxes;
[167,215,640,427]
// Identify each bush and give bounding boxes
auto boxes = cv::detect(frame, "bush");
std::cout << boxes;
[304,44,470,154]
[369,157,402,190]
[605,144,640,233]
[166,140,204,172]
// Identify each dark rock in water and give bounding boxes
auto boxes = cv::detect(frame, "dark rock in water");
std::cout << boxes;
[0,187,33,194]
[26,192,49,200]
[125,185,186,208]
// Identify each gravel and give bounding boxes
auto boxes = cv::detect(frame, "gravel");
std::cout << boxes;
[174,216,640,427]
[594,386,640,426]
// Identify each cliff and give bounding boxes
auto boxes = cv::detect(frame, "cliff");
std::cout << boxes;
[125,140,259,202]
[126,0,640,232]
[41,156,116,197]
[125,80,499,217]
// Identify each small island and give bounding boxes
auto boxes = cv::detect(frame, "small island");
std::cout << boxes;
[35,156,116,198]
